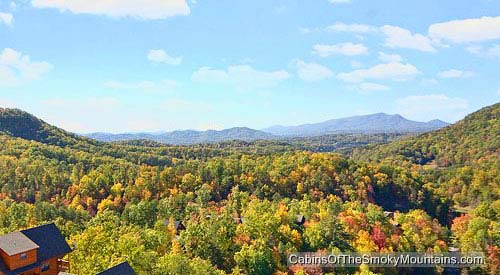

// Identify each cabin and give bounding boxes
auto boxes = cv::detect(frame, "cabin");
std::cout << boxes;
[295,215,306,226]
[164,220,186,234]
[383,211,395,219]
[0,223,72,275]
[96,262,135,275]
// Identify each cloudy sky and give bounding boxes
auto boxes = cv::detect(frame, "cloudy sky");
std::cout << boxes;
[1,0,499,133]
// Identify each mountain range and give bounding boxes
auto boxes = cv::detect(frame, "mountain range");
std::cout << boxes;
[0,107,449,146]
[86,127,276,145]
[262,113,449,136]
[0,107,408,155]
[84,113,449,145]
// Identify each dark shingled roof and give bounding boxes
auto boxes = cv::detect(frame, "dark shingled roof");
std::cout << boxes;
[96,262,135,275]
[0,223,71,275]
[21,223,72,261]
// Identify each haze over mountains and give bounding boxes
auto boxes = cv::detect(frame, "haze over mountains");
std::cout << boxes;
[84,113,449,145]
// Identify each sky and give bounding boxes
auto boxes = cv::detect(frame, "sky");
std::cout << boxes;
[0,0,499,133]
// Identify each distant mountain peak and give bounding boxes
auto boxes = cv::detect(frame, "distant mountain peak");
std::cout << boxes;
[428,119,448,123]
[262,113,449,137]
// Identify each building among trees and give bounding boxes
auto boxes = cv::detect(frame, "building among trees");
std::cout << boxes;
[0,223,71,275]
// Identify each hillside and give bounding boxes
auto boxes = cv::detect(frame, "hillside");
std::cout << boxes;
[353,103,499,166]
[263,113,449,137]
[0,108,99,147]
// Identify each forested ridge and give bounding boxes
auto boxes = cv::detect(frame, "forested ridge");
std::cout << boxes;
[353,103,499,166]
[0,105,498,274]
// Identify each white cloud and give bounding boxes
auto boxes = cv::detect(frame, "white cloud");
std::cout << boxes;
[337,62,420,83]
[292,59,333,82]
[31,0,190,20]
[396,94,468,122]
[104,79,178,92]
[326,22,376,33]
[467,44,500,58]
[147,49,182,65]
[312,43,368,57]
[381,25,436,52]
[0,48,53,86]
[429,16,500,44]
[0,12,13,26]
[378,52,402,63]
[329,0,351,4]
[0,65,17,86]
[358,82,389,92]
[191,65,290,90]
[438,69,474,78]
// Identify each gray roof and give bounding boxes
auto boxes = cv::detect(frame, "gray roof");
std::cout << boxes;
[0,231,39,256]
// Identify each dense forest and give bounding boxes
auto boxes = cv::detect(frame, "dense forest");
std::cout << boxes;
[0,105,498,274]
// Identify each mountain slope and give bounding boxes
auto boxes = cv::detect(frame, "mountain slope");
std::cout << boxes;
[263,113,449,136]
[0,108,99,147]
[86,127,277,145]
[353,103,499,166]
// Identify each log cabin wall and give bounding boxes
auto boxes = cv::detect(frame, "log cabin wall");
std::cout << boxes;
[0,248,37,270]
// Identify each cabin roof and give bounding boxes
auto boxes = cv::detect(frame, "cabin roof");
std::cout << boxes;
[96,262,136,275]
[164,220,185,230]
[21,223,72,261]
[0,231,39,256]
[0,223,72,275]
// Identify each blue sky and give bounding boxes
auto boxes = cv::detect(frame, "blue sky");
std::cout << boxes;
[0,0,499,133]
